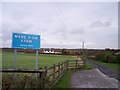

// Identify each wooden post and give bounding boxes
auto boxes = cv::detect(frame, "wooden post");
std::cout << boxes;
[58,63,60,76]
[53,64,56,79]
[44,67,48,87]
[66,60,69,70]
[84,58,86,65]
[64,61,67,72]
[44,67,47,77]
[63,61,65,71]
[60,62,61,73]
[62,62,64,73]
[63,62,65,72]
[39,71,44,87]
[61,62,63,72]
[76,60,78,69]
[82,57,86,67]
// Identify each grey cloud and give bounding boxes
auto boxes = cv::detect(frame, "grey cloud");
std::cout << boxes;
[2,40,11,48]
[90,20,111,28]
[104,21,111,27]
[2,2,117,49]
[2,22,33,41]
[50,25,85,41]
[2,24,12,41]
[11,11,24,21]
[42,40,83,49]
[69,27,85,34]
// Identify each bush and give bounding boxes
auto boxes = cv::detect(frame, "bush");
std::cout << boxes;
[114,55,120,63]
[95,51,119,63]
[102,52,113,63]
[2,74,43,89]
[95,53,104,61]
[2,75,13,89]
[10,76,27,88]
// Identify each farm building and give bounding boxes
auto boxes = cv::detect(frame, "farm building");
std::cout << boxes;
[43,48,62,54]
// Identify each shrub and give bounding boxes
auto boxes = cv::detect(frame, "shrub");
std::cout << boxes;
[10,76,27,88]
[2,74,43,89]
[95,53,104,61]
[95,51,119,63]
[2,75,13,89]
[114,55,120,63]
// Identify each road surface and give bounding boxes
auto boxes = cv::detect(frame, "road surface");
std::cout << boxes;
[86,59,119,81]
[71,69,119,88]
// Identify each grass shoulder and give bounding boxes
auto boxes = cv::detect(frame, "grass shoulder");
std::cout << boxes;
[81,63,93,70]
[96,60,119,71]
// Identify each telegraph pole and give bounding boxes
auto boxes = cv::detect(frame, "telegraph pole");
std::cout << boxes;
[82,41,86,65]
[81,42,84,55]
[82,42,84,50]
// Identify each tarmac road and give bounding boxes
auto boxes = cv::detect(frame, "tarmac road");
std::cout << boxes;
[71,59,119,88]
[71,69,119,88]
[86,59,119,81]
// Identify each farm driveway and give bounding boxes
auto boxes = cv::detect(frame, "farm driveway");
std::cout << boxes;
[71,69,119,88]
[86,59,119,81]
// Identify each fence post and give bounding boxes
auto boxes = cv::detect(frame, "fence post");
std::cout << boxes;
[64,61,67,72]
[53,64,56,79]
[39,71,44,88]
[58,63,60,77]
[82,57,86,67]
[84,58,86,65]
[76,60,78,69]
[60,62,62,74]
[44,67,48,87]
[61,62,63,73]
[63,61,66,71]
[66,60,69,70]
[63,62,65,72]
[44,67,47,77]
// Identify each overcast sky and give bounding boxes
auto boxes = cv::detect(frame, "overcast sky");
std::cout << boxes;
[1,1,118,49]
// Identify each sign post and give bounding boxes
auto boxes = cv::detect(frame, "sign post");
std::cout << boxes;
[12,33,40,79]
[36,49,38,77]
[14,49,17,79]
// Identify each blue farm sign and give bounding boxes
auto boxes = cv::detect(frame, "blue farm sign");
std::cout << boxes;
[12,33,40,49]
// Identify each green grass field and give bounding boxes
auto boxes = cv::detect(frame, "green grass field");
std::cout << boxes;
[2,51,77,69]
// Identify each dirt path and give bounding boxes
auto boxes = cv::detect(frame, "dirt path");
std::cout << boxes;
[71,69,119,88]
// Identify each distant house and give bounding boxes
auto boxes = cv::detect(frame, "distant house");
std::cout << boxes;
[44,50,54,54]
[43,49,62,54]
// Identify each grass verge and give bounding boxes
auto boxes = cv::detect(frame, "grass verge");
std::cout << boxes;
[53,70,73,88]
[81,63,93,70]
[96,61,119,71]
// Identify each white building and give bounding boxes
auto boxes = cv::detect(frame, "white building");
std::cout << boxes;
[43,50,61,54]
